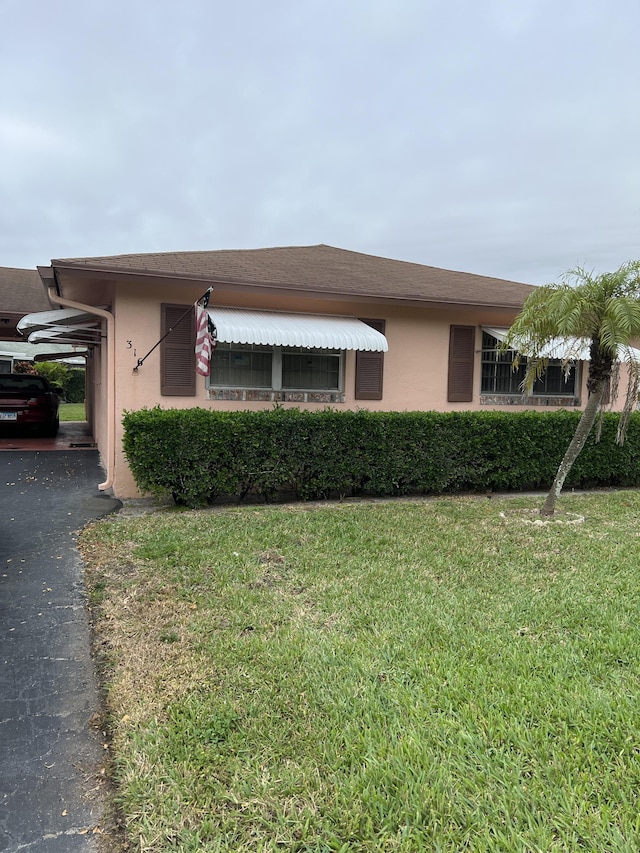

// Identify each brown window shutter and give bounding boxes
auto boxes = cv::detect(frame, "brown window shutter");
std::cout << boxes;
[448,325,475,402]
[355,319,385,401]
[161,304,196,396]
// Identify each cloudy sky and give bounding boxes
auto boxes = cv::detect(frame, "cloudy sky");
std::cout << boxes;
[1,0,638,285]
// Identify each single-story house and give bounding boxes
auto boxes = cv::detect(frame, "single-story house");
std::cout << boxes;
[17,244,623,498]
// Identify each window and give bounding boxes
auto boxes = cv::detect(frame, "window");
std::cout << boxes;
[210,344,272,388]
[282,348,340,390]
[481,332,576,396]
[209,343,343,392]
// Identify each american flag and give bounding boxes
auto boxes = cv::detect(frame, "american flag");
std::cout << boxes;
[195,292,217,376]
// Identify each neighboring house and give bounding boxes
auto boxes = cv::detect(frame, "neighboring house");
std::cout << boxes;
[18,244,618,498]
[0,267,55,373]
[0,340,86,372]
[0,266,86,371]
[0,267,52,341]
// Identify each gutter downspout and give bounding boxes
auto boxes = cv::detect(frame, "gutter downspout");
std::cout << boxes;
[45,285,115,492]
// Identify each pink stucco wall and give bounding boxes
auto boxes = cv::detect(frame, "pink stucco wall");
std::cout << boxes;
[58,276,620,498]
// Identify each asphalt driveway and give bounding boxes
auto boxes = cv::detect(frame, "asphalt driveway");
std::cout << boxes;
[0,449,121,851]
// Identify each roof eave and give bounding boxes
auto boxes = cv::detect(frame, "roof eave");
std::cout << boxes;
[46,261,528,312]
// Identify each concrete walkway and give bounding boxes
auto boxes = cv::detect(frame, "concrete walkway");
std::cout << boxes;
[0,448,120,852]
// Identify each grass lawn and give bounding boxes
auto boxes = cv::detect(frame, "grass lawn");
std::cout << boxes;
[59,401,86,421]
[81,493,640,852]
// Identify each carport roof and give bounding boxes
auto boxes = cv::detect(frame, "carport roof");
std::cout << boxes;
[17,307,103,345]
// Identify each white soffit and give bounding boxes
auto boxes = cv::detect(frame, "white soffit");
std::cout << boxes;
[209,308,388,351]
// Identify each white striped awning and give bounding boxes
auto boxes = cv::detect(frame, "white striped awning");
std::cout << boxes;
[483,327,590,360]
[17,307,103,345]
[209,308,388,351]
[483,328,640,362]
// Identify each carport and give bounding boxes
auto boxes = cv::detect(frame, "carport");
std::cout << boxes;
[0,420,96,452]
[0,266,98,454]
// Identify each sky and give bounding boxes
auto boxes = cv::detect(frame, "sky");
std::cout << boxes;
[1,0,639,286]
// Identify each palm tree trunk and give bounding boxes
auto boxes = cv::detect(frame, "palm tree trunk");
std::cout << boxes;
[540,383,606,516]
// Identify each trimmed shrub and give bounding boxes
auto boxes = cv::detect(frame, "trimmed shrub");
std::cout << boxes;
[34,362,86,402]
[34,361,68,395]
[122,407,640,508]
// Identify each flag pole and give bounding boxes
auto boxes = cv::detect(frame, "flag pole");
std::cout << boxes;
[133,287,213,372]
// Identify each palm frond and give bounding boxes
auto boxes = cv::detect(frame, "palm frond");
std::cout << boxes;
[604,296,640,340]
[504,262,640,400]
[519,356,549,395]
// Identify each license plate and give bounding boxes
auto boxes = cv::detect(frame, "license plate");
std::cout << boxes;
[0,412,17,421]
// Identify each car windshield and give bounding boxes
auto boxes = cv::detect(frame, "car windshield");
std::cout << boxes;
[0,376,47,392]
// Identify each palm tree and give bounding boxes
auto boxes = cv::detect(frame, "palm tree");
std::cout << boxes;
[504,261,640,516]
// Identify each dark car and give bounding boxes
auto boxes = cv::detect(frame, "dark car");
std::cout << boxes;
[0,373,60,437]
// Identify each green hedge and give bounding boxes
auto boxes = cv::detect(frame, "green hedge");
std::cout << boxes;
[64,368,86,403]
[122,407,640,507]
[33,362,85,402]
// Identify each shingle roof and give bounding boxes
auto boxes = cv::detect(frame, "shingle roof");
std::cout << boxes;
[0,267,51,313]
[53,244,535,309]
